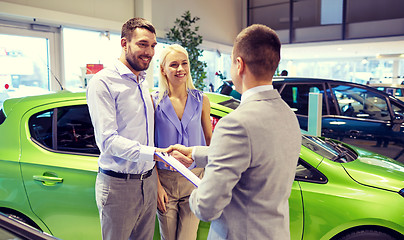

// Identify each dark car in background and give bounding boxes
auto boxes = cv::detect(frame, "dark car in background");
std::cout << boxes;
[217,77,404,163]
[271,77,404,163]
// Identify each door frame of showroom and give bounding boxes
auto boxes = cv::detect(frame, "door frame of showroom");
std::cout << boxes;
[0,19,63,92]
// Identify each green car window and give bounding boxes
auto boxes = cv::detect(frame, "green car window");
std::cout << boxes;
[29,110,53,148]
[0,109,5,125]
[295,158,327,183]
[56,105,98,155]
[29,105,99,155]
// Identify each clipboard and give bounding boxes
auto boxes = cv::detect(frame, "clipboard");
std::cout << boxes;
[154,152,201,187]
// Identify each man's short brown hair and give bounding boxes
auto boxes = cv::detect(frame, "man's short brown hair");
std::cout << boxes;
[121,17,156,41]
[233,24,281,77]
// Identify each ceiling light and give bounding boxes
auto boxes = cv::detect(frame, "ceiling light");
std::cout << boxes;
[376,53,403,59]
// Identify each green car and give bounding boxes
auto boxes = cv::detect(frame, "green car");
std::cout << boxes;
[0,91,403,240]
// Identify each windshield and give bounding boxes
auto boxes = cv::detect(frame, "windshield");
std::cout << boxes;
[217,98,240,110]
[302,135,358,162]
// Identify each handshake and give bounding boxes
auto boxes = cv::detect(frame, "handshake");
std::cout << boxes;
[155,144,195,168]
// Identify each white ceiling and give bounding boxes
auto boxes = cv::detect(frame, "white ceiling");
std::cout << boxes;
[280,36,404,61]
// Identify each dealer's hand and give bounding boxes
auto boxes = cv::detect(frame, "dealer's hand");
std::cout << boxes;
[170,149,194,168]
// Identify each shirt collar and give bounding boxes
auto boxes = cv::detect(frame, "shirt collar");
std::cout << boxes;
[241,84,274,103]
[114,59,146,83]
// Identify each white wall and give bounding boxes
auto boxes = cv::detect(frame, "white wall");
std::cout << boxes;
[0,0,134,22]
[151,0,244,49]
[0,0,131,32]
[0,0,245,52]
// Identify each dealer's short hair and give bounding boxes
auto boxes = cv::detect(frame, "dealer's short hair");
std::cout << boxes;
[233,24,281,77]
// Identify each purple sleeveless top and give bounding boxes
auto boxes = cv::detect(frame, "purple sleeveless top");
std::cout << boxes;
[153,89,207,170]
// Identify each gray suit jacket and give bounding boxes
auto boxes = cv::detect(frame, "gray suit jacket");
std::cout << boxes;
[189,89,301,240]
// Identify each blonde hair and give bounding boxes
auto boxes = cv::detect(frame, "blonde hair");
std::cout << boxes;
[157,44,195,104]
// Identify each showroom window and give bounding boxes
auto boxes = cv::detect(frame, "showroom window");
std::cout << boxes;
[63,27,121,90]
[63,27,230,92]
[321,0,343,25]
[0,34,50,89]
[151,41,170,88]
[200,50,231,92]
[278,58,403,85]
[0,20,61,106]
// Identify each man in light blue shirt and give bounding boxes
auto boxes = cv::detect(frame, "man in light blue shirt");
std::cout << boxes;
[87,17,159,240]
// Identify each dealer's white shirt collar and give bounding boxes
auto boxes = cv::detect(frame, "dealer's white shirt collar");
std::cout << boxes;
[241,84,274,103]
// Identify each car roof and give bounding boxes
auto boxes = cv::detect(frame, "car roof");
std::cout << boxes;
[367,83,404,88]
[2,90,86,117]
[273,76,359,83]
[272,76,404,103]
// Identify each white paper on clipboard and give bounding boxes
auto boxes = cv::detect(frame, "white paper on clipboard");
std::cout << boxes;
[155,152,201,187]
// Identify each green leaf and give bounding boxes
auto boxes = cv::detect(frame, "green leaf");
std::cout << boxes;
[166,10,207,90]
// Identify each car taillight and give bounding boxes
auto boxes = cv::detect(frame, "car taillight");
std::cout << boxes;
[210,116,220,132]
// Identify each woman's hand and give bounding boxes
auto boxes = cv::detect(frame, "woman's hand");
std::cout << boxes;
[157,179,168,213]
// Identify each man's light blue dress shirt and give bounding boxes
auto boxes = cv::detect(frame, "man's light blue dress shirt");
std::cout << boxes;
[87,60,155,174]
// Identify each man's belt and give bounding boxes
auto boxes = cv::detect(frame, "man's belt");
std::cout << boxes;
[99,168,153,180]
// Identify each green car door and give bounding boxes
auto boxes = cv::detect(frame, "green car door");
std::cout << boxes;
[289,181,304,239]
[19,100,101,240]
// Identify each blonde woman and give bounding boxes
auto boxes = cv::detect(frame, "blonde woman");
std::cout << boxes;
[152,44,212,240]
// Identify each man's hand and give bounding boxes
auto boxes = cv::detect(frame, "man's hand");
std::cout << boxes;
[170,150,193,168]
[156,145,195,168]
[167,144,194,168]
[154,147,169,162]
[167,144,193,159]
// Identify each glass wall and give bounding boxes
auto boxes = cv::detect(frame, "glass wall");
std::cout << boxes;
[63,27,121,91]
[346,0,404,23]
[200,50,231,92]
[63,27,231,92]
[278,57,404,85]
[0,33,52,106]
[249,0,404,43]
[62,25,400,93]
[249,0,290,30]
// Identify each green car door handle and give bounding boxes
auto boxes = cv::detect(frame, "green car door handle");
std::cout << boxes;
[33,175,64,186]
